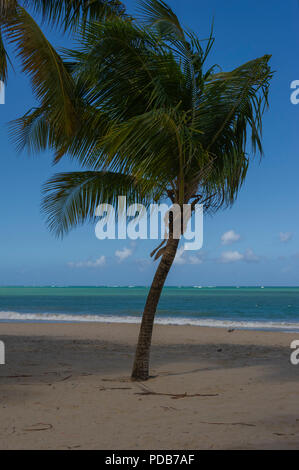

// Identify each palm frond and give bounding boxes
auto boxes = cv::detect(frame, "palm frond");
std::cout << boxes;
[3,6,77,136]
[0,28,10,82]
[203,55,272,155]
[42,170,164,236]
[23,0,126,31]
[10,107,55,154]
[137,0,184,40]
[0,0,16,18]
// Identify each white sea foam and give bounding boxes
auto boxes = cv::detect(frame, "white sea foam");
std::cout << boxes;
[0,311,299,331]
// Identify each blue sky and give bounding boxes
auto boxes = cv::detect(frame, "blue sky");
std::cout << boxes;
[0,0,298,286]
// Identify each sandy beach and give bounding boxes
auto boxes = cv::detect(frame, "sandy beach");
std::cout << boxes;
[0,322,298,450]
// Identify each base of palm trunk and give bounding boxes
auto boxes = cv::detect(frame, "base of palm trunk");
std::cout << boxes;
[131,358,149,381]
[131,372,149,381]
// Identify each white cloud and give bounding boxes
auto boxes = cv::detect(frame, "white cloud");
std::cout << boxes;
[220,250,244,263]
[221,230,241,245]
[68,256,106,268]
[282,266,292,273]
[136,258,151,271]
[115,247,133,262]
[173,247,186,265]
[279,232,293,243]
[174,248,205,265]
[219,248,260,264]
[189,254,204,265]
[244,249,260,263]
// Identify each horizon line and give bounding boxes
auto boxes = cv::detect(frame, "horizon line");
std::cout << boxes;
[1,285,299,289]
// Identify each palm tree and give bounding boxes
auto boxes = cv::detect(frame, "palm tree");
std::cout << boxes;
[12,0,273,381]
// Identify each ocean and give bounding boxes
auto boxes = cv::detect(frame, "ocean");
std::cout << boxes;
[0,286,299,331]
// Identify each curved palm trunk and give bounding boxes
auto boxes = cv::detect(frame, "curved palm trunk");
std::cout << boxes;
[131,236,180,381]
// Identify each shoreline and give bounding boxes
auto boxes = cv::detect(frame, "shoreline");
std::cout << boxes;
[0,322,299,449]
[1,315,299,333]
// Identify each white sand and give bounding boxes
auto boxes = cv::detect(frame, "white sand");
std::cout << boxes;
[0,322,298,449]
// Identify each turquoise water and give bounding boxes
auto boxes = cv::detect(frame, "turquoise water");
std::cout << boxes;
[0,286,299,331]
